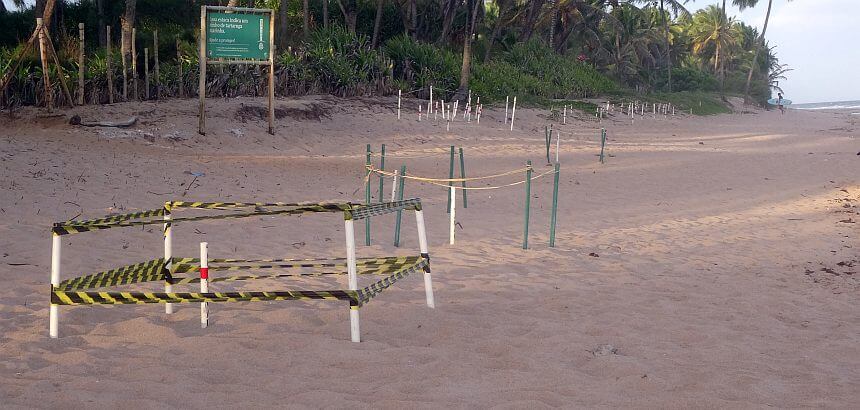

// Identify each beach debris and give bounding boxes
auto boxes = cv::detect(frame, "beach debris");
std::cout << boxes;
[229,128,244,138]
[588,252,599,257]
[68,115,138,128]
[589,344,618,357]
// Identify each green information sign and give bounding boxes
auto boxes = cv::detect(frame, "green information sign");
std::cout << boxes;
[206,12,270,60]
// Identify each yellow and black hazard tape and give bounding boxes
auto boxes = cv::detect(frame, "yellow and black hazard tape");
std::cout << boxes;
[170,259,425,285]
[348,199,422,220]
[51,289,359,306]
[56,258,168,291]
[165,201,354,212]
[355,257,428,306]
[171,255,421,274]
[66,208,165,227]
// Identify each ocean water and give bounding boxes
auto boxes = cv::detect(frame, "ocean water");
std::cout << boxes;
[792,100,860,113]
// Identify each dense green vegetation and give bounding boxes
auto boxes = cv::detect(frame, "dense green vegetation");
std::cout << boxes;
[0,0,787,112]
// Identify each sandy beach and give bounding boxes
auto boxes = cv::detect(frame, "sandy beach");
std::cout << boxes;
[0,96,857,407]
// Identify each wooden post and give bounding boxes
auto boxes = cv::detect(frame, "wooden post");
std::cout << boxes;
[378,144,386,203]
[106,26,114,104]
[458,147,467,208]
[267,10,275,135]
[144,47,149,99]
[176,37,183,98]
[393,165,406,247]
[44,33,75,108]
[599,128,606,164]
[365,144,372,246]
[504,96,509,124]
[153,30,159,100]
[121,27,127,100]
[78,23,85,105]
[37,19,52,111]
[198,6,207,135]
[132,27,138,100]
[397,89,401,119]
[523,160,532,249]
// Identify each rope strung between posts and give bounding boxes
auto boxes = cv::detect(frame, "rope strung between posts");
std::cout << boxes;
[366,164,528,183]
[364,165,558,191]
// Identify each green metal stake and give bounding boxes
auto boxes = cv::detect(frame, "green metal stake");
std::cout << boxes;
[545,125,553,164]
[458,147,467,208]
[365,144,371,246]
[523,160,532,249]
[446,145,455,213]
[378,144,386,203]
[549,162,560,247]
[599,128,606,164]
[393,165,406,247]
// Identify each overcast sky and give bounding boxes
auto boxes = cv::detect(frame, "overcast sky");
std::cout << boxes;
[4,0,856,103]
[685,0,858,103]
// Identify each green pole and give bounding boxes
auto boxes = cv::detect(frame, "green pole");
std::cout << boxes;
[446,145,454,213]
[378,144,386,203]
[549,162,560,247]
[599,128,606,164]
[393,165,406,247]
[545,125,552,164]
[458,147,467,208]
[523,160,532,249]
[365,144,371,245]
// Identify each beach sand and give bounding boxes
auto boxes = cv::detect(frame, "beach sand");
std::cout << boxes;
[0,96,857,407]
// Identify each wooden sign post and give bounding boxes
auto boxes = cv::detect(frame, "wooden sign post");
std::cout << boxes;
[198,6,275,135]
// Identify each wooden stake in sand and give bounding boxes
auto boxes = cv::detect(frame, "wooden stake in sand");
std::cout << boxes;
[200,242,209,328]
[144,47,149,99]
[397,89,401,119]
[153,30,159,100]
[107,26,114,103]
[132,27,138,101]
[78,23,85,105]
[510,96,517,131]
[37,18,52,110]
[176,37,183,98]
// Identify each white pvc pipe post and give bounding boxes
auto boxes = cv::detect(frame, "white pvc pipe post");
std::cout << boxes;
[449,185,456,245]
[415,210,435,308]
[397,89,401,119]
[441,100,445,120]
[510,97,517,131]
[505,96,509,124]
[49,233,61,338]
[429,85,433,114]
[434,102,438,121]
[390,169,399,202]
[563,105,567,124]
[164,212,173,314]
[418,104,422,122]
[453,100,458,121]
[200,242,209,328]
[477,104,482,124]
[345,220,360,342]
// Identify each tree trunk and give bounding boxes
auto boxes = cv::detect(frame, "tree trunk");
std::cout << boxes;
[660,0,673,92]
[303,0,309,39]
[549,0,558,48]
[744,0,772,103]
[521,0,544,42]
[121,0,136,101]
[336,0,358,33]
[277,0,289,50]
[323,0,329,28]
[372,0,384,48]
[438,0,459,44]
[97,0,106,47]
[484,13,503,62]
[457,0,480,96]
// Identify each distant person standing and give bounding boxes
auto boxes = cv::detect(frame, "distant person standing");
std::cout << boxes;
[777,93,786,114]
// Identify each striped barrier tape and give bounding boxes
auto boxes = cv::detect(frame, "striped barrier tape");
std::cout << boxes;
[52,199,423,235]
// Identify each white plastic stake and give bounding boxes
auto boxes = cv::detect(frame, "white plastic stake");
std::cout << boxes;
[505,96,509,124]
[563,105,567,124]
[510,97,517,131]
[449,186,456,245]
[200,242,209,328]
[49,234,61,338]
[415,210,435,308]
[397,89,401,119]
[429,85,433,113]
[345,220,360,342]
[418,104,422,122]
[164,212,173,314]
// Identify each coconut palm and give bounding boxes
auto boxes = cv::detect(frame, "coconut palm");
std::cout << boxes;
[737,0,792,103]
[688,5,740,88]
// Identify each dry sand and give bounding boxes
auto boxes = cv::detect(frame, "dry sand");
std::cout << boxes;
[0,95,857,408]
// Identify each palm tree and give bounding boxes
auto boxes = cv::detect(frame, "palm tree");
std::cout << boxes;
[456,0,482,99]
[688,5,740,90]
[738,0,791,103]
[633,0,688,92]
